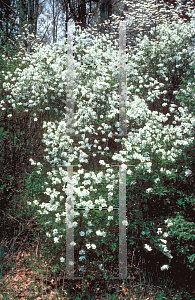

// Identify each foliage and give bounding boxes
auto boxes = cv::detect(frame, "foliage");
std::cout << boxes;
[0,27,45,241]
[1,0,195,294]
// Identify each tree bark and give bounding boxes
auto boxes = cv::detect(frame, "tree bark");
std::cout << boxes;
[28,0,34,34]
[34,0,39,36]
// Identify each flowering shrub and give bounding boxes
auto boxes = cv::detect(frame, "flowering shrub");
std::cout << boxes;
[2,8,195,281]
[0,27,46,216]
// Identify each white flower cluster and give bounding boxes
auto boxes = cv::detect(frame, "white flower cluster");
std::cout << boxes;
[143,222,174,270]
[10,13,195,270]
[144,244,152,252]
[86,243,96,249]
[96,230,106,237]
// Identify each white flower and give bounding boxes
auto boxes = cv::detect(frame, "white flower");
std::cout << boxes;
[106,184,114,190]
[53,229,58,235]
[162,102,168,107]
[122,220,128,226]
[60,257,65,262]
[70,241,76,246]
[157,228,162,234]
[96,230,101,236]
[146,188,153,193]
[91,244,96,249]
[108,216,113,220]
[127,169,132,175]
[144,244,152,252]
[163,232,169,238]
[164,252,173,259]
[87,221,93,226]
[154,178,160,183]
[72,221,78,227]
[166,170,171,175]
[79,249,85,255]
[96,230,106,237]
[86,244,91,249]
[160,264,169,271]
[108,206,113,212]
[167,221,173,227]
[98,264,103,269]
[165,219,174,227]
[159,243,167,249]
[79,231,85,236]
[33,200,39,205]
[46,232,51,237]
[185,169,192,176]
[159,239,167,244]
[54,237,59,243]
[69,260,74,266]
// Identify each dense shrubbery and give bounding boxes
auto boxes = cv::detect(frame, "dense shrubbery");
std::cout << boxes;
[0,28,46,243]
[1,4,195,293]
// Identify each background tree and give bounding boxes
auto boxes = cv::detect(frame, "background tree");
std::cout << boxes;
[53,0,126,37]
[1,0,194,49]
[0,0,19,49]
[18,0,39,35]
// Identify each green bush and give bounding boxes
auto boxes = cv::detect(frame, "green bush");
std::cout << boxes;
[0,29,46,244]
[1,9,195,292]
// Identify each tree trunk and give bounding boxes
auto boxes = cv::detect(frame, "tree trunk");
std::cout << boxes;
[65,2,69,36]
[78,0,86,29]
[34,0,39,37]
[28,0,34,34]
[53,0,56,43]
[100,0,112,24]
[19,0,26,34]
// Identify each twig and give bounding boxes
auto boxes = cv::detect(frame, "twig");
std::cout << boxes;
[131,249,135,268]
[0,215,38,271]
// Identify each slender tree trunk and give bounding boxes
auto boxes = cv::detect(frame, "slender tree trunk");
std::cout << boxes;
[80,0,86,29]
[53,0,56,43]
[99,0,113,34]
[28,0,34,34]
[19,0,25,34]
[19,0,29,49]
[34,0,39,37]
[65,2,69,36]
[100,0,112,23]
